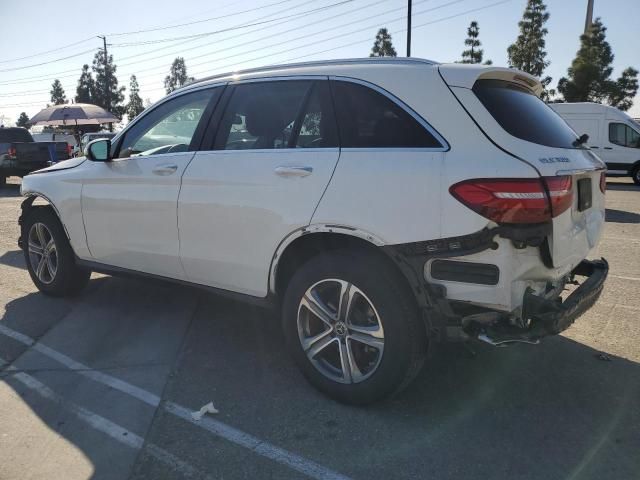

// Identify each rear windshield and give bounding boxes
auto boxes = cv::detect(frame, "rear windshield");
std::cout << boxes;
[0,128,32,143]
[473,79,579,149]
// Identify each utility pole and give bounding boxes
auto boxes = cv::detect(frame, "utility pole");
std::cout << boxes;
[584,0,594,34]
[97,35,112,131]
[406,0,412,57]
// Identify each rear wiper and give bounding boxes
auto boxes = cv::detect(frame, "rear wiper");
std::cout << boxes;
[573,133,589,147]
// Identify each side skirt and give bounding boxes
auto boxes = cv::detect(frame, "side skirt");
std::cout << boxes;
[75,257,276,309]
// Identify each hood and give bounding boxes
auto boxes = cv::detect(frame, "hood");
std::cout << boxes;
[31,156,87,174]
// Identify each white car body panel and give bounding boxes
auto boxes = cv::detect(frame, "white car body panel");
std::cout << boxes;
[81,151,195,278]
[178,148,339,297]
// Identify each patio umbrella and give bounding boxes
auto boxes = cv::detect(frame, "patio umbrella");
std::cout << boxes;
[29,103,118,126]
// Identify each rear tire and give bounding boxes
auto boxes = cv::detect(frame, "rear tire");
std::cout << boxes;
[22,207,91,296]
[282,249,427,405]
[632,166,640,186]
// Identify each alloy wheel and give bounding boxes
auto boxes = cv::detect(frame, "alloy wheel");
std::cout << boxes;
[297,279,385,384]
[27,222,58,284]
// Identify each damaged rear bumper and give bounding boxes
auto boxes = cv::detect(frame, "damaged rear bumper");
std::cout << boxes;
[466,258,609,345]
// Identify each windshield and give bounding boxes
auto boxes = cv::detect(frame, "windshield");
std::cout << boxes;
[473,79,579,149]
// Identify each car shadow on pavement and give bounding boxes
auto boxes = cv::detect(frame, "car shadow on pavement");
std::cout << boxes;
[605,208,640,224]
[0,249,25,269]
[1,277,639,480]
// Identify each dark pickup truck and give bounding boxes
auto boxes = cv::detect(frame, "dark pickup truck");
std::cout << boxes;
[0,127,71,186]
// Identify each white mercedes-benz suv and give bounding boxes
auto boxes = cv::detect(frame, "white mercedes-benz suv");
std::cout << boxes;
[19,58,608,404]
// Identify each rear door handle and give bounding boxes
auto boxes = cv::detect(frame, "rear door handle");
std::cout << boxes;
[274,166,313,178]
[604,147,613,150]
[152,164,178,175]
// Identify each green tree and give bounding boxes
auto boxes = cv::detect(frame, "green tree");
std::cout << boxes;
[75,64,96,104]
[16,112,30,129]
[369,28,397,57]
[460,21,491,64]
[164,57,194,94]
[126,75,145,121]
[507,0,553,99]
[50,79,67,105]
[558,18,638,111]
[92,50,126,117]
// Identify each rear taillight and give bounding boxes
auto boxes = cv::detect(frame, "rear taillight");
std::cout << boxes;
[450,176,573,224]
[66,144,73,157]
[599,171,606,193]
[545,175,573,217]
[7,146,16,158]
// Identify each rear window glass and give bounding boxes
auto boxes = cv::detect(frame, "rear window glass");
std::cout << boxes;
[0,128,32,143]
[332,81,443,148]
[473,79,579,149]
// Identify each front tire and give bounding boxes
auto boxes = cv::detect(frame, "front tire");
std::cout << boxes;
[282,250,427,405]
[632,165,640,186]
[22,207,91,296]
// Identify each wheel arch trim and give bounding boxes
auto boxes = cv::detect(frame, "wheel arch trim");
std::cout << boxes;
[268,224,387,294]
[20,191,71,242]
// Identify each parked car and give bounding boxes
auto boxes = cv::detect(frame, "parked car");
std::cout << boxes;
[73,132,117,156]
[0,127,71,186]
[18,59,608,404]
[550,102,640,185]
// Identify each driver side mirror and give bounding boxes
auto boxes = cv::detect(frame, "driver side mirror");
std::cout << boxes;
[86,138,112,162]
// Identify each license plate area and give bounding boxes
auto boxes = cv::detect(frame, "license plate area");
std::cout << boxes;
[577,178,592,212]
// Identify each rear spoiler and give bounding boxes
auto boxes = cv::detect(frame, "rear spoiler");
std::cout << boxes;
[438,64,543,97]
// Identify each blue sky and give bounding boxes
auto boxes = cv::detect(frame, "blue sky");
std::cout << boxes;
[0,0,638,126]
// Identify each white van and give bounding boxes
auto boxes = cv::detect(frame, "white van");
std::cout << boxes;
[550,102,640,185]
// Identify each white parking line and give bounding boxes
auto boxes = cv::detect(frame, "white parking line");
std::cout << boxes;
[3,363,213,479]
[0,323,352,480]
[609,274,640,282]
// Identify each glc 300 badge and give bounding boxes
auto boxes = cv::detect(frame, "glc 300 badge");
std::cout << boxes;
[539,157,570,164]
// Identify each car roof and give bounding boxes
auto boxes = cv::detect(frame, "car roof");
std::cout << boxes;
[180,57,438,89]
[174,58,542,97]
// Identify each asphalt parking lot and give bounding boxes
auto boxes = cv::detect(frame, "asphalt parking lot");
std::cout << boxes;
[0,176,639,480]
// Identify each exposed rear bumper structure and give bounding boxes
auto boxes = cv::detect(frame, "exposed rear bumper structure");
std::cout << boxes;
[465,258,609,346]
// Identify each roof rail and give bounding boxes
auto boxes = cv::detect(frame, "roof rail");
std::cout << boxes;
[186,57,439,88]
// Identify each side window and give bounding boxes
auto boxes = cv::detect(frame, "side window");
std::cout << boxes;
[609,123,627,146]
[117,88,218,158]
[294,82,338,148]
[609,122,640,148]
[215,80,328,150]
[331,80,443,148]
[627,125,640,148]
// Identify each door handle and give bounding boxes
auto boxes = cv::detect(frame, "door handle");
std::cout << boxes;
[274,166,313,178]
[152,164,178,175]
[604,147,613,150]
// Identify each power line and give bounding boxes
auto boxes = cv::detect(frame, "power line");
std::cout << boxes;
[110,0,354,47]
[0,48,99,73]
[118,0,396,77]
[0,0,355,86]
[0,37,95,64]
[131,0,465,81]
[0,0,511,106]
[107,0,300,36]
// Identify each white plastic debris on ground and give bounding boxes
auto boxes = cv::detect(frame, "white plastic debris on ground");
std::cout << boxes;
[191,402,219,420]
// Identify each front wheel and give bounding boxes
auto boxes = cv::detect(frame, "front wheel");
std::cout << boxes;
[282,250,427,405]
[632,166,640,186]
[22,207,91,296]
